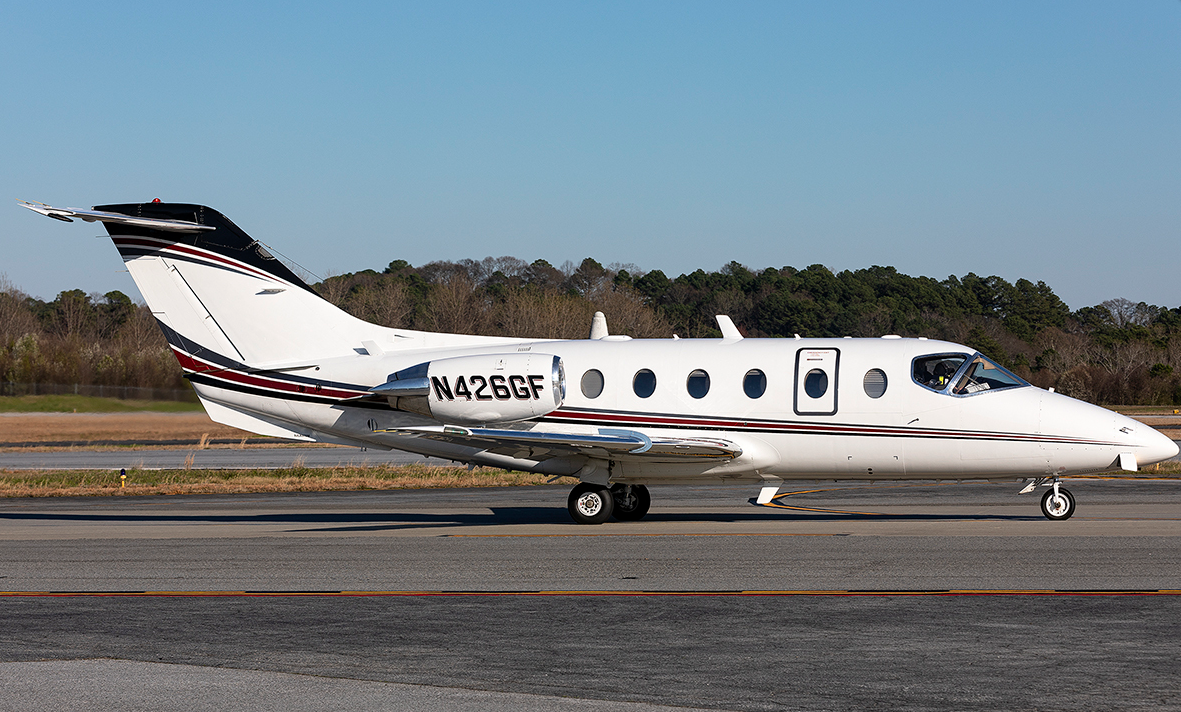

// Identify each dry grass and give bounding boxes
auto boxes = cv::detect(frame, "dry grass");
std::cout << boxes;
[1137,461,1181,475]
[0,464,562,497]
[0,412,261,444]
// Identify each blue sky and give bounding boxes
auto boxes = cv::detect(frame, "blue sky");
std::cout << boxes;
[2,1,1178,310]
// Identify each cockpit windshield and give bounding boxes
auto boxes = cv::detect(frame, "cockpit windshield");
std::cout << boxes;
[913,352,1028,395]
[913,354,968,392]
[951,354,1027,395]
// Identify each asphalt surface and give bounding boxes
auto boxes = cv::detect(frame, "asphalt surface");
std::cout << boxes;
[2,481,1181,710]
[0,660,704,712]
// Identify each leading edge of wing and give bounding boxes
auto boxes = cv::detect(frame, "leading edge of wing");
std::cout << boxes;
[377,425,742,462]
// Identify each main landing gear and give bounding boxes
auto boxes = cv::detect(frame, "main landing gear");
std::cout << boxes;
[1021,477,1076,521]
[567,483,651,525]
[610,484,651,521]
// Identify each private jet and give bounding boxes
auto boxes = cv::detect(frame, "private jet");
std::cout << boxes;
[21,200,1179,523]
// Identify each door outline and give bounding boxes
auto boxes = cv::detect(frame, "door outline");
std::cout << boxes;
[794,348,840,416]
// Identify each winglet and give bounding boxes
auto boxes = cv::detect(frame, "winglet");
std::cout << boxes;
[716,315,742,340]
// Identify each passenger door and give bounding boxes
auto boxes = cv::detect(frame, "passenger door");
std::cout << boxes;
[795,348,839,416]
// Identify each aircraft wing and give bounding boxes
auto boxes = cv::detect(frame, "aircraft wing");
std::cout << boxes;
[379,425,742,463]
[19,200,214,233]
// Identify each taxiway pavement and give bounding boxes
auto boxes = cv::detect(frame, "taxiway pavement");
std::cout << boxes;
[2,482,1181,710]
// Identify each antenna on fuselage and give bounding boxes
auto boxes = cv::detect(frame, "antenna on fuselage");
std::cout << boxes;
[716,315,743,340]
[589,311,609,340]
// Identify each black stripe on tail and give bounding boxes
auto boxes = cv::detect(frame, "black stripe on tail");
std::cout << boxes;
[95,202,316,294]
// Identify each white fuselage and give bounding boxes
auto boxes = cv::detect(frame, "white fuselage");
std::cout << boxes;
[194,334,1177,485]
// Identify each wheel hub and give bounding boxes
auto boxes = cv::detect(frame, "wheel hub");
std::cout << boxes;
[576,493,603,517]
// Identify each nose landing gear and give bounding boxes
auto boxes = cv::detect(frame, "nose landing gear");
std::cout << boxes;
[1021,477,1076,521]
[1041,483,1076,521]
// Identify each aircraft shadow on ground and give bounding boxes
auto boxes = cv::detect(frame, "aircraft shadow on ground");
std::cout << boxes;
[0,506,1040,533]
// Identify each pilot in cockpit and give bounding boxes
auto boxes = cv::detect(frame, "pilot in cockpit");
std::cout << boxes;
[931,361,954,389]
[914,356,963,391]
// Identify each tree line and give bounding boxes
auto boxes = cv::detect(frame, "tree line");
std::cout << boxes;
[2,257,1179,405]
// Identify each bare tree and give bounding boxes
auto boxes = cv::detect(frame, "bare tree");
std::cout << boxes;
[1033,327,1091,372]
[588,285,671,338]
[352,281,411,328]
[0,275,39,342]
[496,289,594,339]
[1100,298,1157,328]
[313,271,351,308]
[423,273,481,335]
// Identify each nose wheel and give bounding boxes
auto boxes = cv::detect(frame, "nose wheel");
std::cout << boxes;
[1021,477,1077,521]
[1040,485,1075,521]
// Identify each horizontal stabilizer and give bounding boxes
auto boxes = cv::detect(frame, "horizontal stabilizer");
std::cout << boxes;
[19,200,214,233]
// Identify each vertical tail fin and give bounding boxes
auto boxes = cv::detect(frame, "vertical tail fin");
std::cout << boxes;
[94,202,379,368]
[23,200,526,377]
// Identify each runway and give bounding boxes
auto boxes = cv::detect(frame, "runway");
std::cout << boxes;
[2,481,1181,710]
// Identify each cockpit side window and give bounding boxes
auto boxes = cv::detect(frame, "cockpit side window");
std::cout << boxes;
[952,355,1027,395]
[912,354,969,392]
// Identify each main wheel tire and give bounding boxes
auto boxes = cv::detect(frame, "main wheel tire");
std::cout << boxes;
[611,484,651,521]
[1040,487,1075,521]
[568,483,614,525]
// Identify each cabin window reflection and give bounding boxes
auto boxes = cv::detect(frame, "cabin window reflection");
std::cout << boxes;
[743,369,767,398]
[686,369,710,398]
[633,369,657,398]
[863,369,887,398]
[580,369,604,399]
[913,354,968,392]
[803,369,828,399]
[953,355,1026,395]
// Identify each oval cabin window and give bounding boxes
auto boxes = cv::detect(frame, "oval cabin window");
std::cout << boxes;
[804,369,829,399]
[581,369,604,398]
[686,369,710,399]
[863,369,887,398]
[743,369,767,398]
[633,369,657,398]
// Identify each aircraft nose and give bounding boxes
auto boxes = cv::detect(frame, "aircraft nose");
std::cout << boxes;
[1139,426,1179,466]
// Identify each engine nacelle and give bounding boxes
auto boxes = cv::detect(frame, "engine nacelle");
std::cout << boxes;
[372,353,565,425]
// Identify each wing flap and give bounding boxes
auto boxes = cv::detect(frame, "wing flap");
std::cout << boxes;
[377,425,741,463]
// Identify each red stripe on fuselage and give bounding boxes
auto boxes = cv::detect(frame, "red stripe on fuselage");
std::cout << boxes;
[545,408,1119,447]
[170,347,368,400]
